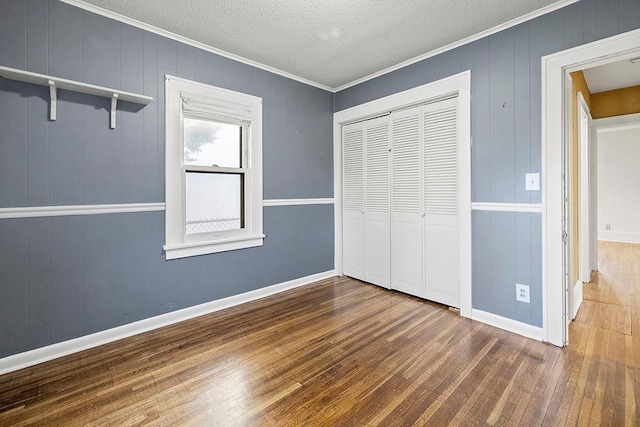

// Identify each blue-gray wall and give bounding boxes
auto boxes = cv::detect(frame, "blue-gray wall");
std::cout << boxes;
[2,0,639,359]
[0,0,334,358]
[335,0,640,327]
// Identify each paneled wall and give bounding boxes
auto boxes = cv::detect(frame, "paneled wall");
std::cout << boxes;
[472,212,542,326]
[336,0,640,327]
[0,0,334,358]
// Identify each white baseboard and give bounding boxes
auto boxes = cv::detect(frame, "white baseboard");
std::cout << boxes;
[598,231,640,244]
[471,309,545,342]
[0,270,336,376]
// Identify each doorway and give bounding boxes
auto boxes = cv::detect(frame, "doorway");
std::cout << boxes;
[572,116,640,336]
[543,28,640,346]
[565,89,593,322]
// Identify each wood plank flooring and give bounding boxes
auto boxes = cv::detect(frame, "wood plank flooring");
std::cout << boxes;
[1,240,638,426]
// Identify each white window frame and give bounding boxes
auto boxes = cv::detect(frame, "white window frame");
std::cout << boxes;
[164,75,263,260]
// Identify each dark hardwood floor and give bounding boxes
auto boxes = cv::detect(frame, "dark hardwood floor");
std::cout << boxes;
[0,241,638,425]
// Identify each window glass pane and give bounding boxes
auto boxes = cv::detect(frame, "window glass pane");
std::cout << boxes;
[184,118,241,167]
[185,172,243,234]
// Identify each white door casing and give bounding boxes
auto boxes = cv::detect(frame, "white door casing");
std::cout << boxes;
[564,72,574,329]
[542,28,640,347]
[589,112,598,272]
[578,91,592,285]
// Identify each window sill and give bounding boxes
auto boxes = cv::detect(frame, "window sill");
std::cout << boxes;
[163,234,265,260]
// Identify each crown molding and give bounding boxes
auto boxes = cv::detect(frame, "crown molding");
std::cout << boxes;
[61,0,578,93]
[334,0,580,92]
[59,0,334,93]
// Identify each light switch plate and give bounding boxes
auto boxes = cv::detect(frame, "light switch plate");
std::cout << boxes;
[525,173,540,191]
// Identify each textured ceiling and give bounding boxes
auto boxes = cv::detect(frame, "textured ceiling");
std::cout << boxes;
[78,0,567,89]
[582,58,640,93]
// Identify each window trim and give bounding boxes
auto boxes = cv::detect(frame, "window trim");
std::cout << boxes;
[164,75,263,260]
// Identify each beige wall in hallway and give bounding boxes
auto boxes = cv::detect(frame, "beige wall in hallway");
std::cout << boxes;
[591,85,640,119]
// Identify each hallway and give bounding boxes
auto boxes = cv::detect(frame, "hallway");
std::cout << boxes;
[566,240,640,424]
[574,241,638,335]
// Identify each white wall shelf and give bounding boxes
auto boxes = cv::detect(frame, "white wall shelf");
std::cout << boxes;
[0,65,153,129]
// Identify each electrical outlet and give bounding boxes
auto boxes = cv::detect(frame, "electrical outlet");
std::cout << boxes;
[605,224,611,230]
[516,283,530,303]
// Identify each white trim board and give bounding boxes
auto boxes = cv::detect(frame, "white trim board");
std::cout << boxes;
[0,203,165,220]
[263,198,335,207]
[59,0,333,92]
[471,309,545,342]
[333,70,472,319]
[542,28,640,347]
[0,270,336,375]
[0,200,335,220]
[335,71,470,123]
[471,203,542,213]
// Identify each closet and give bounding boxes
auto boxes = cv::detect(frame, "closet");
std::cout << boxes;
[342,96,460,308]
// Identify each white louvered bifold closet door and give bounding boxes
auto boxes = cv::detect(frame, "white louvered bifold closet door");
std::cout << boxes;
[341,96,461,307]
[364,117,391,287]
[342,122,365,280]
[391,106,424,298]
[423,97,460,307]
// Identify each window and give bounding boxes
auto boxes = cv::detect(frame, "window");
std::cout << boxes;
[164,76,263,260]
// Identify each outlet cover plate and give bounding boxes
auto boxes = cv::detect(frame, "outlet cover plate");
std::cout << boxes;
[516,283,530,303]
[525,173,540,191]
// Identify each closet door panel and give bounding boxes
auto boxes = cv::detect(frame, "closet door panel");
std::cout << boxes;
[365,119,391,287]
[343,212,365,279]
[423,98,460,307]
[393,213,423,295]
[425,215,459,307]
[391,107,423,298]
[366,214,390,287]
[342,123,365,280]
